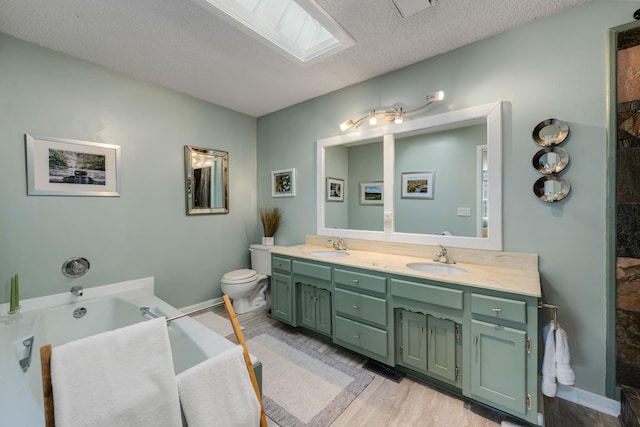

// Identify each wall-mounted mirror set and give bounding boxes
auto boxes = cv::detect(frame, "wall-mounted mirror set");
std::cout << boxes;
[532,119,571,202]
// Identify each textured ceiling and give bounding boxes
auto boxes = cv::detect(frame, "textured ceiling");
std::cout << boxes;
[0,0,589,117]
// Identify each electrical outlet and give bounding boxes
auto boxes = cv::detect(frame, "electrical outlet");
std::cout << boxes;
[457,207,471,217]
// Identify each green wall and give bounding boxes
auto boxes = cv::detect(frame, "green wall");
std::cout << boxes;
[257,1,634,396]
[0,33,258,309]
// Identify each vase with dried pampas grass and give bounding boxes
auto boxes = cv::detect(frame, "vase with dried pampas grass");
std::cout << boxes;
[260,207,280,246]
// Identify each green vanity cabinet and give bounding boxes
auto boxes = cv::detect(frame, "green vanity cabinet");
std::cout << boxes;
[396,310,461,387]
[271,271,295,325]
[293,260,333,336]
[399,309,427,371]
[333,267,390,364]
[428,316,459,383]
[468,292,537,421]
[300,283,332,336]
[270,252,539,425]
[271,256,295,325]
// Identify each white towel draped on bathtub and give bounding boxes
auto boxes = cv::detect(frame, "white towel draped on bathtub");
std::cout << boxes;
[177,345,260,427]
[541,320,575,398]
[51,317,182,427]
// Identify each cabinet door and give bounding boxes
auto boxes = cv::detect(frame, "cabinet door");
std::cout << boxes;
[300,283,316,330]
[427,316,457,383]
[470,319,527,415]
[400,310,427,372]
[271,272,293,324]
[315,288,332,335]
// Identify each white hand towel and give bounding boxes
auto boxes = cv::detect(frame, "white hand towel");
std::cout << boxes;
[555,325,575,385]
[541,321,557,397]
[178,345,260,427]
[51,317,182,427]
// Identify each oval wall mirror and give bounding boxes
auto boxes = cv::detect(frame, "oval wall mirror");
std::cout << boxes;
[532,147,570,175]
[532,118,569,146]
[533,176,571,202]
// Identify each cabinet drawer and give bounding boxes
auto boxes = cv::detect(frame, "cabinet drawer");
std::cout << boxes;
[390,279,463,310]
[334,316,388,358]
[292,260,332,281]
[471,294,526,324]
[272,256,291,273]
[335,269,387,294]
[334,288,387,327]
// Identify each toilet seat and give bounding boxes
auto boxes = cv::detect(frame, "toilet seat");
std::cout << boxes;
[222,269,258,284]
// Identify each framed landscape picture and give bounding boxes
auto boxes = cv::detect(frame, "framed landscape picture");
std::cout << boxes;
[401,171,434,199]
[25,134,121,197]
[360,181,383,205]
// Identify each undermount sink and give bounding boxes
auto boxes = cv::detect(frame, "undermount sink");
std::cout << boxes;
[310,250,350,258]
[406,262,468,275]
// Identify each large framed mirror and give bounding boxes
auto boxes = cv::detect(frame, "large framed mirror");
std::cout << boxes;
[317,101,505,250]
[184,145,229,215]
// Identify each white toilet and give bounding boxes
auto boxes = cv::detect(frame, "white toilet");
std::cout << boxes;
[221,244,281,314]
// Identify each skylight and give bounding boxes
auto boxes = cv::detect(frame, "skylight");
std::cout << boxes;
[201,0,354,65]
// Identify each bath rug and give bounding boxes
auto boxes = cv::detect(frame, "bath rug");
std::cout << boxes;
[246,329,373,427]
[192,311,236,337]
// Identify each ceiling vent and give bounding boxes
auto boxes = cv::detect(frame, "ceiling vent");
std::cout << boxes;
[392,0,437,18]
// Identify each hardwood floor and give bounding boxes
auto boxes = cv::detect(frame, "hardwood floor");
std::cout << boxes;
[211,305,620,427]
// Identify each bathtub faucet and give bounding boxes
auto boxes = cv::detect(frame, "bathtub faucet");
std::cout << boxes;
[70,285,83,296]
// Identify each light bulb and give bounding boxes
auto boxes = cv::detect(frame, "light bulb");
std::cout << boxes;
[340,120,355,131]
[369,110,377,125]
[394,108,404,124]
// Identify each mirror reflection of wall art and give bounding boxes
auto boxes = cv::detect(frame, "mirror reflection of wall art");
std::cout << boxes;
[360,181,383,205]
[25,134,121,197]
[401,171,434,199]
[326,177,344,202]
[271,168,296,197]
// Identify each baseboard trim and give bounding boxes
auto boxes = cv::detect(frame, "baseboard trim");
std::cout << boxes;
[180,297,223,314]
[556,384,620,417]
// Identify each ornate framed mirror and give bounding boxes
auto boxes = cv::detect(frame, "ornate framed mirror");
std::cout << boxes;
[184,145,229,215]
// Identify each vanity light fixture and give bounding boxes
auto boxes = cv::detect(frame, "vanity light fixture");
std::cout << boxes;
[339,90,444,131]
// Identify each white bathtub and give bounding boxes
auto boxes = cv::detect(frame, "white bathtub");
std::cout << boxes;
[0,277,250,427]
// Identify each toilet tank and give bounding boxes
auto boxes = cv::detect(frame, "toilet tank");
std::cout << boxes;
[250,244,283,275]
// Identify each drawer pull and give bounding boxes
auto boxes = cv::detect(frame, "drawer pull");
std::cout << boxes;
[491,307,502,313]
[354,335,361,339]
[352,305,359,309]
[352,279,360,284]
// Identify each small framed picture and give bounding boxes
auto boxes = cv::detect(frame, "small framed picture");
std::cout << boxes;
[271,168,296,197]
[25,133,121,197]
[401,171,434,199]
[360,181,383,205]
[326,177,344,202]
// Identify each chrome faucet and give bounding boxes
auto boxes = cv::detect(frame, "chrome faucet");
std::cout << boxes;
[434,245,455,264]
[70,285,84,296]
[333,237,348,251]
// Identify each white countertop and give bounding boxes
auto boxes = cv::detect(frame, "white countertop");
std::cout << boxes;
[272,244,541,298]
